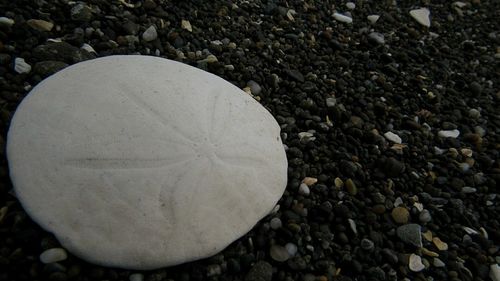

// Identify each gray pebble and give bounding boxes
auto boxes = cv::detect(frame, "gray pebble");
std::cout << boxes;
[247,80,262,95]
[361,238,375,250]
[270,217,282,229]
[142,25,158,42]
[270,245,290,262]
[40,248,68,264]
[129,273,144,281]
[368,32,385,44]
[396,224,422,247]
[419,209,432,223]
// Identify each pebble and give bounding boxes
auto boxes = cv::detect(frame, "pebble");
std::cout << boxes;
[27,19,54,32]
[421,247,439,257]
[142,25,158,42]
[348,218,357,234]
[419,209,432,223]
[461,186,476,193]
[409,254,425,272]
[409,8,431,27]
[270,217,282,229]
[432,237,448,250]
[302,177,317,186]
[460,148,473,157]
[207,264,221,277]
[397,224,422,247]
[392,207,410,224]
[384,157,405,177]
[129,273,144,281]
[245,261,273,281]
[181,19,192,32]
[367,15,380,24]
[433,258,445,267]
[298,132,315,142]
[71,3,93,22]
[490,264,500,281]
[469,108,481,119]
[285,243,298,257]
[361,238,375,251]
[394,197,404,207]
[326,97,336,107]
[463,226,479,235]
[345,2,355,10]
[474,126,486,137]
[345,179,357,195]
[14,58,31,74]
[334,177,344,188]
[438,129,460,138]
[247,80,262,95]
[333,12,353,24]
[384,131,402,144]
[0,17,14,27]
[40,248,68,264]
[81,43,96,54]
[469,82,483,95]
[270,245,290,262]
[298,183,310,196]
[368,32,385,45]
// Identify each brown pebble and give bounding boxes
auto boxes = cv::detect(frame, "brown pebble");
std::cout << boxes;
[391,206,410,224]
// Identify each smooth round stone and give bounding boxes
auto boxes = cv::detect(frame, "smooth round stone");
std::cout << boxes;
[392,206,410,224]
[40,248,68,264]
[270,217,282,229]
[7,56,288,270]
[270,245,290,262]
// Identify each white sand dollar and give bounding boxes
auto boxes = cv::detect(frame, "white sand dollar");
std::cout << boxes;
[7,55,288,270]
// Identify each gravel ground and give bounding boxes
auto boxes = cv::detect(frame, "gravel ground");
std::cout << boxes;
[0,0,499,281]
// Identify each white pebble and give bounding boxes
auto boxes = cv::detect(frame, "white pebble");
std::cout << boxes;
[0,17,14,27]
[461,186,476,193]
[81,43,96,54]
[348,218,357,234]
[384,131,402,144]
[453,1,467,8]
[463,226,479,235]
[326,97,336,107]
[40,248,68,264]
[129,273,144,281]
[333,12,353,24]
[490,264,500,281]
[181,19,192,32]
[270,217,282,229]
[142,25,157,42]
[14,58,31,74]
[409,8,431,27]
[345,2,356,10]
[438,129,460,138]
[298,183,310,196]
[434,146,445,155]
[367,15,380,24]
[298,131,315,142]
[394,197,404,207]
[285,243,298,257]
[409,254,425,272]
[368,32,385,44]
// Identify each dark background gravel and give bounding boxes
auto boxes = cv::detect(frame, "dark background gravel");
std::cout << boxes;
[0,0,499,281]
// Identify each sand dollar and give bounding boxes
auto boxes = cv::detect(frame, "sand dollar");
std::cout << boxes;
[7,55,288,269]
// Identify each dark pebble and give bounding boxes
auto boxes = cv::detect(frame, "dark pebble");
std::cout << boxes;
[245,261,273,281]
